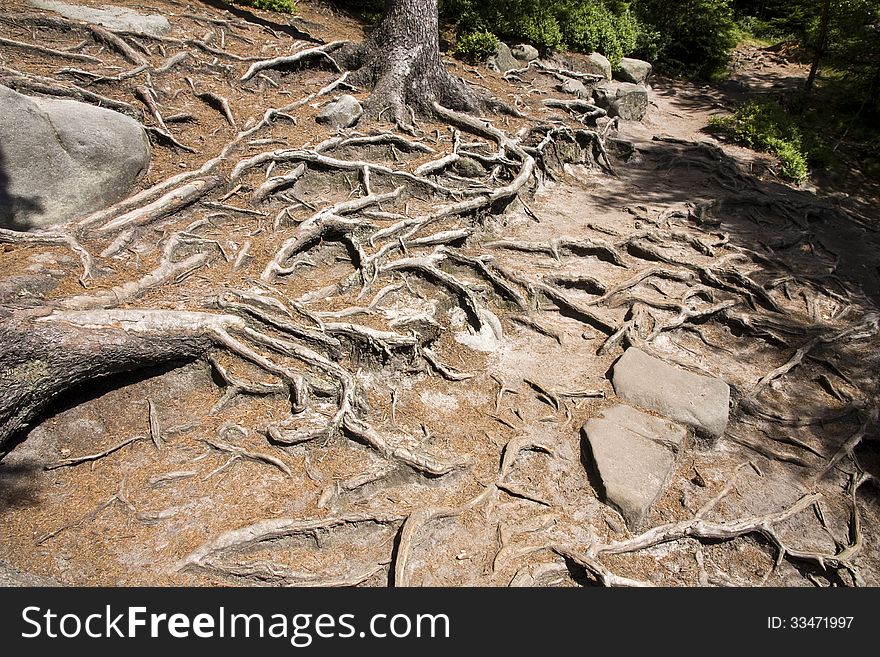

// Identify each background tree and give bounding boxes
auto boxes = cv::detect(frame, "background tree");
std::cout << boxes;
[336,0,480,127]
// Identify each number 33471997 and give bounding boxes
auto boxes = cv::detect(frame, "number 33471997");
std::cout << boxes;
[768,617,854,629]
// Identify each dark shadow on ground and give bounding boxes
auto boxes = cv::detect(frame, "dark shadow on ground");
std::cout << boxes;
[594,134,880,475]
[648,73,880,230]
[0,461,42,511]
[0,143,44,231]
[1,360,198,460]
[196,0,323,43]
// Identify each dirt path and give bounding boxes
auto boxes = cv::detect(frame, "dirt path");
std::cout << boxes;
[1,1,878,587]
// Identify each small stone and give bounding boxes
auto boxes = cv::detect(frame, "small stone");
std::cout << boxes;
[511,44,539,62]
[559,77,589,98]
[582,405,687,531]
[316,95,363,129]
[615,57,653,84]
[453,156,485,178]
[611,347,731,437]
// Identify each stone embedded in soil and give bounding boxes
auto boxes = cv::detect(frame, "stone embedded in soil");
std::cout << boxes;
[611,347,731,438]
[609,83,649,121]
[511,44,539,62]
[0,84,150,230]
[486,42,520,73]
[583,52,612,80]
[615,57,653,84]
[559,77,590,98]
[28,0,171,36]
[316,95,363,129]
[453,156,485,178]
[582,404,687,531]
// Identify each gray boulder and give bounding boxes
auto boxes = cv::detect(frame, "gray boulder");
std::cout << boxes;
[592,83,616,109]
[0,84,150,231]
[583,52,612,80]
[486,42,520,73]
[593,82,649,121]
[559,77,589,98]
[611,347,730,437]
[28,0,171,36]
[615,57,652,84]
[511,44,539,62]
[582,405,686,530]
[316,95,363,129]
[609,83,649,121]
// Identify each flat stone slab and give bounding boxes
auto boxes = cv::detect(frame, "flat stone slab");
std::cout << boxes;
[611,347,730,437]
[582,404,686,530]
[29,1,171,35]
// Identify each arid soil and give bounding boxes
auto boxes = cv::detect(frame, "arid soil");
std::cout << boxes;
[1,0,878,587]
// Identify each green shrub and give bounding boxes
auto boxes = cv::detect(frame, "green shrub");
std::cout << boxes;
[709,101,810,182]
[452,30,501,64]
[555,2,639,64]
[440,0,641,62]
[230,0,297,14]
[634,0,738,79]
[765,137,809,181]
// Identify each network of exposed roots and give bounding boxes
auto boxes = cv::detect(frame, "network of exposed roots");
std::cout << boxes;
[1,1,879,587]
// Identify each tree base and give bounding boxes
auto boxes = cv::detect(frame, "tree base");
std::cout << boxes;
[332,0,480,129]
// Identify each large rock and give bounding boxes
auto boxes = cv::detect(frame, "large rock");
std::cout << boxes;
[0,85,150,231]
[486,42,520,73]
[615,57,652,84]
[593,82,649,121]
[611,347,730,437]
[583,52,612,80]
[582,405,686,530]
[28,0,171,36]
[316,95,363,129]
[609,83,649,121]
[592,83,616,109]
[511,44,539,62]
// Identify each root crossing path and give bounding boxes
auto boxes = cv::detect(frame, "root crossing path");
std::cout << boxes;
[0,0,879,587]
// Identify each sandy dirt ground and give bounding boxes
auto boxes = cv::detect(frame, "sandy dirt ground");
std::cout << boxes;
[1,0,878,587]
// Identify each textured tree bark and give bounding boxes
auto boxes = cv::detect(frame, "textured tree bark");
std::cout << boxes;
[0,308,237,452]
[336,0,479,125]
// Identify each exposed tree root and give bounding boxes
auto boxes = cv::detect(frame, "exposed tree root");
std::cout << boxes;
[2,10,878,589]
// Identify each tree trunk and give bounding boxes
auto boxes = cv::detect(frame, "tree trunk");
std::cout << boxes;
[0,307,236,452]
[804,0,832,97]
[337,0,479,126]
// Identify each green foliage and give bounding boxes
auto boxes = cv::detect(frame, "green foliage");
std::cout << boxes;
[452,30,501,64]
[230,0,297,14]
[709,101,810,181]
[555,2,639,63]
[633,0,739,79]
[439,0,640,63]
